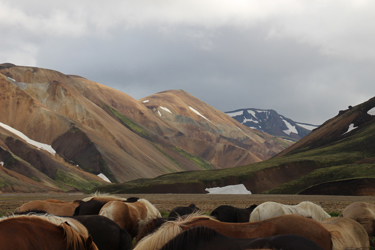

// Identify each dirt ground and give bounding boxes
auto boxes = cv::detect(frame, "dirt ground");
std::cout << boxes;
[1,193,375,216]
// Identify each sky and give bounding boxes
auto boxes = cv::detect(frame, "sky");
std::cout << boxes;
[1,0,375,125]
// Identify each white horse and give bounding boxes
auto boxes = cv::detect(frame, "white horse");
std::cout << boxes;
[250,201,331,222]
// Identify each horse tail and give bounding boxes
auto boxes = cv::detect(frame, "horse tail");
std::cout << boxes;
[60,222,86,250]
[119,228,132,250]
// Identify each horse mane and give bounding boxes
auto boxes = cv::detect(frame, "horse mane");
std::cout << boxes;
[138,198,162,218]
[134,217,168,246]
[60,221,91,250]
[82,191,125,201]
[134,212,216,250]
[297,201,331,221]
[4,213,88,236]
[159,226,220,250]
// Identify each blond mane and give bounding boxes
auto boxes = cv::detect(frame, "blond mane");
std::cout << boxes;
[83,191,126,202]
[2,213,88,236]
[134,212,215,250]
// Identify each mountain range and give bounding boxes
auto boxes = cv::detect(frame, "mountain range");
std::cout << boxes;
[0,63,291,193]
[226,109,319,141]
[96,96,375,196]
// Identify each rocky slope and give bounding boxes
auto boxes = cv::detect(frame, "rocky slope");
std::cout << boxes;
[226,108,319,141]
[0,63,290,192]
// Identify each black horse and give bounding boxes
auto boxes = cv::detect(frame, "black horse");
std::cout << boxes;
[73,199,107,215]
[210,204,257,222]
[159,226,324,250]
[72,215,132,250]
[168,204,200,220]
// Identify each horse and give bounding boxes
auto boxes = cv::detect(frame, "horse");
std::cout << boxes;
[250,201,331,222]
[320,216,369,250]
[83,191,127,202]
[74,199,108,215]
[72,215,133,250]
[0,215,98,250]
[341,201,375,246]
[14,199,83,216]
[210,204,257,222]
[168,204,200,220]
[134,213,333,250]
[157,226,324,250]
[99,198,162,238]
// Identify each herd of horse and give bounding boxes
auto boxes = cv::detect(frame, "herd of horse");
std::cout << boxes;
[1,193,374,250]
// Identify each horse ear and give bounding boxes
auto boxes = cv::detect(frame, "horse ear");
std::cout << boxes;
[86,235,95,249]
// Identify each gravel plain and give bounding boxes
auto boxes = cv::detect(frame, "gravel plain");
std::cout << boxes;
[1,193,375,216]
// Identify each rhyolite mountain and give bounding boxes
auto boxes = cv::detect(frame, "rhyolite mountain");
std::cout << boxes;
[0,63,290,192]
[226,108,319,141]
[96,96,375,196]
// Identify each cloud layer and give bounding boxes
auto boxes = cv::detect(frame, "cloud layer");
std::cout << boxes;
[1,0,375,124]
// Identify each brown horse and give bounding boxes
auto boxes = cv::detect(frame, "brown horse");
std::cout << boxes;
[134,213,333,250]
[0,215,98,250]
[99,198,161,238]
[341,201,375,246]
[14,199,83,216]
[320,216,369,250]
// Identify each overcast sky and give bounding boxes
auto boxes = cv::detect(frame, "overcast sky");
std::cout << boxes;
[1,0,375,125]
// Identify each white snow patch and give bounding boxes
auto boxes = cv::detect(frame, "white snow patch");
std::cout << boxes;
[227,110,243,117]
[189,106,210,121]
[160,106,172,114]
[142,100,149,103]
[205,184,251,194]
[297,123,318,131]
[6,76,16,82]
[247,110,256,117]
[97,173,111,183]
[158,111,162,117]
[243,118,259,124]
[343,123,358,135]
[0,122,56,155]
[282,119,298,135]
[368,107,375,116]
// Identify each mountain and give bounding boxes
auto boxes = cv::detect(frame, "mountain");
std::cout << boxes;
[96,96,375,196]
[0,63,290,192]
[226,108,319,141]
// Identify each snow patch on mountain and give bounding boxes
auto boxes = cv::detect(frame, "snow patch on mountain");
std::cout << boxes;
[282,118,298,135]
[160,106,172,114]
[368,107,375,116]
[205,184,251,194]
[97,173,111,183]
[0,122,56,155]
[343,123,358,135]
[189,106,210,121]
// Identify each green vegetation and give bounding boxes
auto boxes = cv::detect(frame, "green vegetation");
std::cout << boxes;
[174,147,214,170]
[55,169,102,192]
[104,103,151,140]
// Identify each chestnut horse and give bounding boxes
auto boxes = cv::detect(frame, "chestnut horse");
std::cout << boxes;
[0,215,98,250]
[134,213,332,250]
[341,201,375,246]
[99,198,161,238]
[14,199,83,216]
[250,201,331,222]
[321,216,369,250]
[158,226,324,250]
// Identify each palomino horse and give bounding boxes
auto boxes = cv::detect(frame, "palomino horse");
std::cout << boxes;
[134,213,333,250]
[250,201,331,222]
[99,198,161,238]
[321,216,370,250]
[0,215,98,250]
[168,204,200,220]
[157,226,324,250]
[210,204,257,222]
[341,201,375,246]
[14,199,83,216]
[83,192,127,202]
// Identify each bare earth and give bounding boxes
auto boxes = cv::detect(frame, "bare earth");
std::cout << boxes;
[1,193,375,216]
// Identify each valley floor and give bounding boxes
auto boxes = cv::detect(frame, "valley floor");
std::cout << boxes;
[1,193,375,216]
